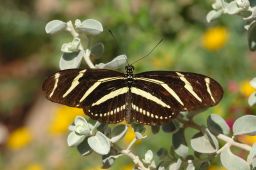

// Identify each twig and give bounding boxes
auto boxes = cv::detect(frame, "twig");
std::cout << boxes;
[121,149,149,170]
[217,134,252,152]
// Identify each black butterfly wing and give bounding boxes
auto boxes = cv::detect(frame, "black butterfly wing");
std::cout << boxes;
[42,69,127,123]
[129,71,223,124]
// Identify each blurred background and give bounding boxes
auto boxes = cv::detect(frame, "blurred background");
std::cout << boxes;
[0,0,256,169]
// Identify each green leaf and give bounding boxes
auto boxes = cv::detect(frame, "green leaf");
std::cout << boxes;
[191,129,219,154]
[77,140,92,156]
[110,124,128,143]
[248,21,256,51]
[220,147,250,170]
[143,150,153,164]
[45,20,66,34]
[77,19,103,35]
[59,50,83,70]
[248,92,256,106]
[169,159,182,170]
[95,55,127,69]
[67,131,86,147]
[233,115,256,136]
[88,131,110,155]
[247,143,256,166]
[207,114,230,135]
[172,129,189,158]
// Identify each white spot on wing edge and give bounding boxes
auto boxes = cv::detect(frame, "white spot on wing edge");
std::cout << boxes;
[176,72,202,102]
[63,70,86,98]
[205,78,216,103]
[49,73,60,97]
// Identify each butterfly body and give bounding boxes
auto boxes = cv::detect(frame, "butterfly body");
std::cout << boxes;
[43,66,223,125]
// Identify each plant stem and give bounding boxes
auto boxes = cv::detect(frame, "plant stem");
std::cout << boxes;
[217,134,252,152]
[121,149,149,170]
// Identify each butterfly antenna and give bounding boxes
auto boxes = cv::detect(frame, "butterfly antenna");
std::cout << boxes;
[108,29,129,65]
[131,38,164,65]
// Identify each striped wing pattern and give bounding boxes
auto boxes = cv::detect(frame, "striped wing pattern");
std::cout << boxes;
[42,69,223,125]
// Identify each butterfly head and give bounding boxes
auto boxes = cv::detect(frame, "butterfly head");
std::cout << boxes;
[125,64,134,75]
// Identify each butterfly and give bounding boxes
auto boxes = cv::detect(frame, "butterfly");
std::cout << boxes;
[42,64,223,125]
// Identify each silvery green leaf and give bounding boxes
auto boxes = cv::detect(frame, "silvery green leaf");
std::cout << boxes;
[233,115,256,136]
[67,131,86,147]
[172,129,189,158]
[74,117,91,136]
[88,131,110,155]
[61,38,81,53]
[68,125,75,131]
[59,50,83,70]
[247,143,256,165]
[77,19,103,35]
[224,1,242,14]
[207,114,230,135]
[236,0,250,9]
[206,10,223,22]
[249,22,256,51]
[191,129,219,153]
[250,78,256,88]
[169,159,182,170]
[77,140,92,156]
[212,0,226,9]
[220,147,250,170]
[74,19,82,28]
[91,43,104,59]
[150,161,156,169]
[186,160,195,170]
[143,150,153,164]
[135,132,144,139]
[45,20,67,34]
[248,92,256,106]
[110,124,128,143]
[158,166,166,170]
[102,157,115,169]
[95,55,127,69]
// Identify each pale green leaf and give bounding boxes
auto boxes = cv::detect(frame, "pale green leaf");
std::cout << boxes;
[169,159,182,170]
[67,131,86,147]
[250,78,256,88]
[77,19,103,35]
[220,147,250,170]
[173,129,189,158]
[248,92,256,106]
[95,55,127,69]
[206,10,223,22]
[186,160,195,170]
[143,150,153,164]
[45,20,66,34]
[224,1,242,14]
[88,131,110,155]
[233,115,256,136]
[110,124,128,143]
[59,50,83,70]
[207,114,230,135]
[247,143,256,166]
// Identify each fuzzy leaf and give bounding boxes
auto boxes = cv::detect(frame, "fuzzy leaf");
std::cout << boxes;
[95,55,127,69]
[248,22,256,51]
[135,132,144,140]
[220,147,250,170]
[45,20,66,34]
[248,92,256,106]
[169,159,182,170]
[59,50,83,70]
[143,150,153,164]
[173,129,189,158]
[77,140,92,156]
[67,131,86,147]
[224,1,242,14]
[77,19,103,35]
[186,160,195,170]
[191,129,219,153]
[233,115,256,136]
[110,124,128,143]
[61,38,80,53]
[247,143,256,165]
[88,131,110,155]
[206,10,223,22]
[207,114,230,135]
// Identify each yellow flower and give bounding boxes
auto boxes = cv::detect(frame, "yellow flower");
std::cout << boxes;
[26,163,43,170]
[202,26,229,51]
[240,80,255,97]
[238,135,256,145]
[123,164,134,170]
[48,106,84,135]
[123,125,141,145]
[7,127,32,150]
[208,166,227,170]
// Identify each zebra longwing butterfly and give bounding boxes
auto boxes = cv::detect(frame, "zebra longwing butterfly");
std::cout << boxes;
[42,65,223,125]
